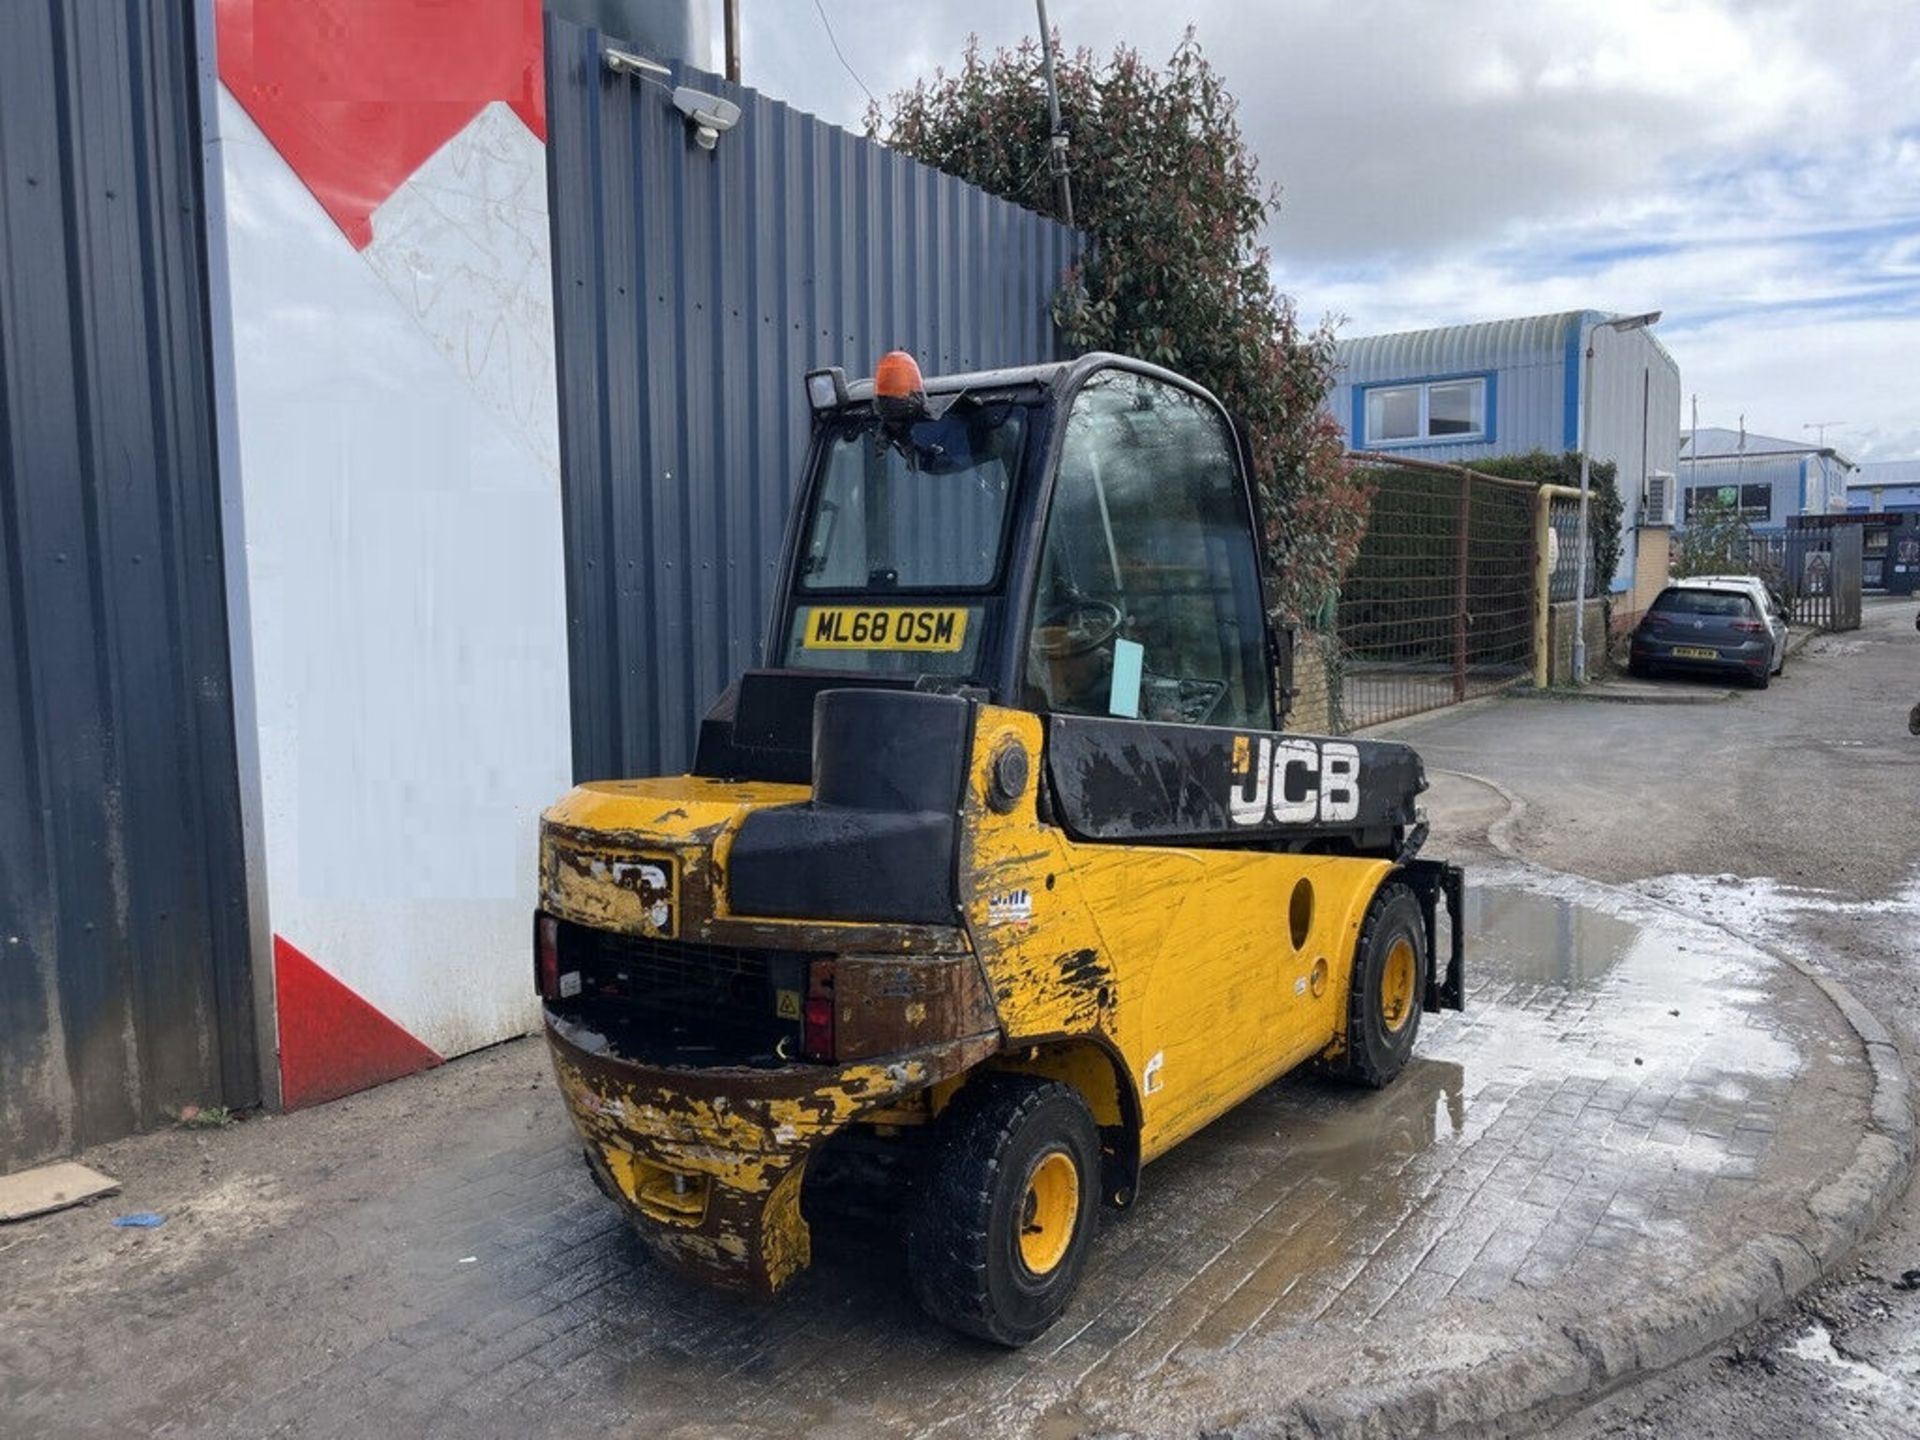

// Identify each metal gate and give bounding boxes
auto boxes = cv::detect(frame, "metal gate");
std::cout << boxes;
[545,15,1082,780]
[1303,455,1538,730]
[1752,525,1863,630]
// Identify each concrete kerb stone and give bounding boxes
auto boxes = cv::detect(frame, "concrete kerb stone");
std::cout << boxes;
[1286,766,1920,1440]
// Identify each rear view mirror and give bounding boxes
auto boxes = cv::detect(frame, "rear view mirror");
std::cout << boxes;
[1270,623,1297,724]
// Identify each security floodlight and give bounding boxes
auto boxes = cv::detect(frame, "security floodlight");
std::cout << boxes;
[1601,309,1662,333]
[673,86,742,151]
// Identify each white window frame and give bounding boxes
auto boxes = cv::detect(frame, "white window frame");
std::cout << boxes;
[1361,375,1489,448]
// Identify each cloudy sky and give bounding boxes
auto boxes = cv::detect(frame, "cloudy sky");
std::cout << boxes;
[725,0,1919,463]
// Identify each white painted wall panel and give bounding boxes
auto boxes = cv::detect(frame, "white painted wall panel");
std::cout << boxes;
[213,91,568,1058]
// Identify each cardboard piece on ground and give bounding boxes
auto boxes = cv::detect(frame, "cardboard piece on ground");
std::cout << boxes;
[0,1161,120,1222]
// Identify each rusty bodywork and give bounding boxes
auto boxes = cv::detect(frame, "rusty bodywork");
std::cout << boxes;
[535,352,1462,1316]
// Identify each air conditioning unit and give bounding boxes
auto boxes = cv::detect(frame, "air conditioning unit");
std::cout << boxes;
[1643,470,1675,527]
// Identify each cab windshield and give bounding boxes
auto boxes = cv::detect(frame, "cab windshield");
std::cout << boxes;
[797,402,1026,591]
[782,401,1028,675]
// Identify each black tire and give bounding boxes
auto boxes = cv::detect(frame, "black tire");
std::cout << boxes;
[1335,881,1427,1089]
[1628,658,1652,679]
[1750,666,1771,690]
[906,1075,1100,1347]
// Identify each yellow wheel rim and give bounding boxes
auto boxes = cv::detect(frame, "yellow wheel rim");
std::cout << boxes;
[1017,1151,1080,1276]
[1381,936,1417,1034]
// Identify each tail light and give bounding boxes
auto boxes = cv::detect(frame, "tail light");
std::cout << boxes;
[801,961,836,1062]
[535,913,560,1000]
[1640,613,1669,630]
[1732,620,1766,633]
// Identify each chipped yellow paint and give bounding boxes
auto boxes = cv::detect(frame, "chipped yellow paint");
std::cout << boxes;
[541,775,963,945]
[546,775,808,836]
[546,1016,996,1292]
[542,776,798,934]
[758,1165,811,1289]
[541,711,1405,1292]
[957,706,1394,1163]
[554,1052,928,1195]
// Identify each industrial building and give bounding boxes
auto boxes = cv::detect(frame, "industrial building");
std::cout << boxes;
[1676,427,1856,531]
[1848,459,1920,515]
[1332,311,1682,617]
[1846,459,1920,594]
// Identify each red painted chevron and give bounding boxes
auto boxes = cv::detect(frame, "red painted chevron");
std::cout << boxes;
[215,0,545,249]
[274,935,442,1109]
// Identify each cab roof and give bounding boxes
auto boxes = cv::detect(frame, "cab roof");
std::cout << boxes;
[837,351,1226,413]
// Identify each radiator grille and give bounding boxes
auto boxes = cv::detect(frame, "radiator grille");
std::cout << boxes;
[553,921,819,1064]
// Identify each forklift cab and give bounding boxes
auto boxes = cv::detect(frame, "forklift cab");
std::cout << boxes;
[790,353,1270,723]
[699,352,1284,782]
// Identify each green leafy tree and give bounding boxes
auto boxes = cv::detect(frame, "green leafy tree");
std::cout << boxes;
[1466,450,1623,595]
[872,32,1367,620]
[1672,498,1753,577]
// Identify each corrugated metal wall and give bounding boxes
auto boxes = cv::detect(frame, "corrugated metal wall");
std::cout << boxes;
[1334,311,1583,465]
[546,15,1081,779]
[1584,321,1681,538]
[0,1,257,1169]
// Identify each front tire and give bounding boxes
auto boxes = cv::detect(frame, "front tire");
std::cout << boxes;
[906,1076,1101,1347]
[1335,881,1428,1089]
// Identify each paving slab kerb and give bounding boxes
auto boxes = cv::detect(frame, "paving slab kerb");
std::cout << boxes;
[3,845,1907,1440]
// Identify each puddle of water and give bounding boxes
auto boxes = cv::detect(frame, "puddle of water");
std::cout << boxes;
[1787,1319,1905,1401]
[1467,884,1641,985]
[1451,867,1803,1086]
[1280,1059,1470,1174]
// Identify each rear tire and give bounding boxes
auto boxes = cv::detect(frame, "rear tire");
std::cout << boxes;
[1750,667,1771,690]
[1335,881,1427,1089]
[1628,658,1652,679]
[906,1076,1100,1347]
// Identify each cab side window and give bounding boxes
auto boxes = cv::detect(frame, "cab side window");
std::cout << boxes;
[1028,371,1273,730]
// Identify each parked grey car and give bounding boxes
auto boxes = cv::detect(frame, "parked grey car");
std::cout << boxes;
[1629,579,1787,688]
[1688,574,1790,674]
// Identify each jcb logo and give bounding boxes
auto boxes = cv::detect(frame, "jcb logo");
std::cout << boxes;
[1229,736,1361,826]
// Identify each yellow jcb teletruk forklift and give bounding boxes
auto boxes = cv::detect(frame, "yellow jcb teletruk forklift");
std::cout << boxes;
[535,350,1464,1345]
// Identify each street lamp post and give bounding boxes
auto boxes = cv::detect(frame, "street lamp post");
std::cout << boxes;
[1573,310,1661,684]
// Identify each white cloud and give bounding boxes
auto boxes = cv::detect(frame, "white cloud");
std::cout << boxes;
[737,0,1920,459]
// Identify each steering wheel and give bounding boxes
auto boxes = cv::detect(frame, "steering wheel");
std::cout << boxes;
[1031,596,1123,658]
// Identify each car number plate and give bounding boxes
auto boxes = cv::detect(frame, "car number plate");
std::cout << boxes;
[801,606,968,652]
[1672,646,1717,659]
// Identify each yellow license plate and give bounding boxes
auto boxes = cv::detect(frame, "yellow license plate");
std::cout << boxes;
[801,606,968,652]
[1672,646,1718,659]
